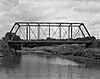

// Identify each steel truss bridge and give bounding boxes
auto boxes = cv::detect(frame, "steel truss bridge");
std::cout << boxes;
[6,22,93,49]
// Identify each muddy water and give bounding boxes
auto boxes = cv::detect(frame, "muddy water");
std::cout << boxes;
[0,54,100,79]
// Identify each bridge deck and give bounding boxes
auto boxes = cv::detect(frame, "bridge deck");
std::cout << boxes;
[7,39,93,50]
[8,40,93,44]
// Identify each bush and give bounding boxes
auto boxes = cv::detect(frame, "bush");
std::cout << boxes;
[0,40,16,57]
[54,44,85,56]
[84,48,100,59]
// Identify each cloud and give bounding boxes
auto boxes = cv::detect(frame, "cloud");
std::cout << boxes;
[5,0,91,22]
[89,13,100,26]
[0,0,100,38]
[5,1,73,21]
[73,2,100,14]
[22,0,100,2]
[0,0,19,11]
[71,0,100,2]
[0,0,19,6]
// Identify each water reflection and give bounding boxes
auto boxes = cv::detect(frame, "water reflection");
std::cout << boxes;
[0,55,100,79]
[0,56,21,79]
[0,56,21,68]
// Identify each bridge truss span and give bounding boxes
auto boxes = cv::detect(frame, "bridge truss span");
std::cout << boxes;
[9,22,91,41]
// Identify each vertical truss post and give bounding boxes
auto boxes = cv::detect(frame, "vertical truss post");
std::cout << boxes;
[26,25,28,40]
[68,24,71,39]
[29,25,30,40]
[68,24,72,39]
[71,25,72,39]
[49,23,50,38]
[38,23,40,39]
[27,23,31,40]
[68,26,70,39]
[59,24,61,39]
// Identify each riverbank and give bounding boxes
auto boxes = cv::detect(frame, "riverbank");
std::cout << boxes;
[19,44,100,63]
[1,38,100,64]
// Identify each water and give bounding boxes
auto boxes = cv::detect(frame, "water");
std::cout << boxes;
[0,54,100,79]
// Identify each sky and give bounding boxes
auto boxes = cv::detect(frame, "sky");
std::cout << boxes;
[0,0,100,38]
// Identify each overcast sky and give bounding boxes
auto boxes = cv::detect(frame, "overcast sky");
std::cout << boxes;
[0,0,100,38]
